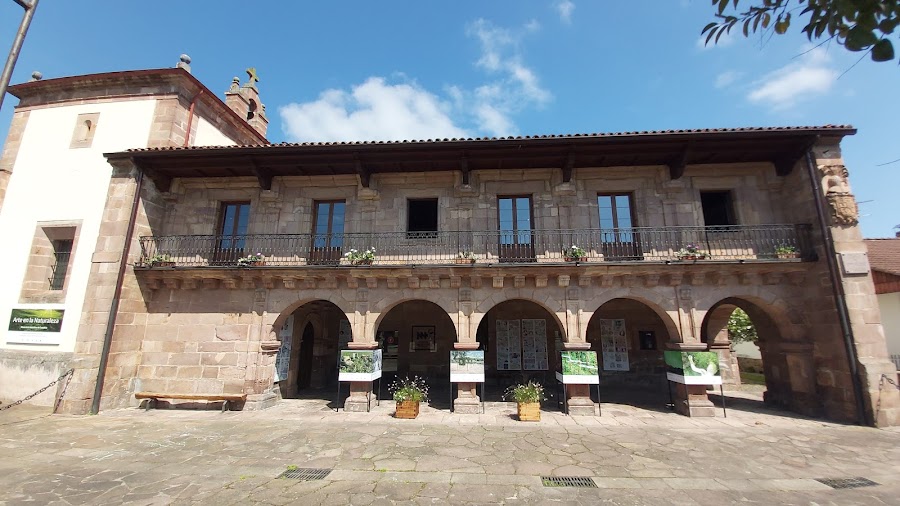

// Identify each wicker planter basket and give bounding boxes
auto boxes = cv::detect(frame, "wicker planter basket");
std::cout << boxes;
[517,402,541,422]
[395,400,420,419]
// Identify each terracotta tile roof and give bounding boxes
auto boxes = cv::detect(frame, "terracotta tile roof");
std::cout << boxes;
[124,124,855,153]
[865,238,900,276]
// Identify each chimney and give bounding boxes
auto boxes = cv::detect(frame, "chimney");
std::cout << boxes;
[224,68,268,138]
[176,54,192,73]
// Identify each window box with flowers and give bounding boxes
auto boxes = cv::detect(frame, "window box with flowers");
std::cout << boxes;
[775,244,800,259]
[390,375,429,419]
[148,254,175,267]
[345,247,376,266]
[676,244,708,261]
[455,251,476,264]
[563,245,587,262]
[237,253,265,267]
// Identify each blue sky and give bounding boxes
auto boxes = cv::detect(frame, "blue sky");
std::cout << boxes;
[1,1,898,237]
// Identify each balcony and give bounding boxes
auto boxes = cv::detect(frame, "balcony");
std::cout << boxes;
[138,224,814,268]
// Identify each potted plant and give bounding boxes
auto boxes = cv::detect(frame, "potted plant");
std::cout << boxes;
[237,252,265,267]
[775,244,799,259]
[563,245,586,262]
[455,251,476,264]
[345,247,376,266]
[676,244,708,261]
[148,253,175,267]
[389,375,429,419]
[504,380,544,422]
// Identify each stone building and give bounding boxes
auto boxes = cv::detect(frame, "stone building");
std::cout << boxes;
[0,57,267,408]
[864,236,900,365]
[0,62,897,426]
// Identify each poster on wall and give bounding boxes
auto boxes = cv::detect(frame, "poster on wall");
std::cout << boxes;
[495,320,522,370]
[338,319,352,349]
[274,315,294,382]
[450,350,485,382]
[521,319,549,370]
[338,349,383,382]
[6,308,65,345]
[600,318,630,372]
[556,351,600,384]
[409,325,437,352]
[664,351,722,385]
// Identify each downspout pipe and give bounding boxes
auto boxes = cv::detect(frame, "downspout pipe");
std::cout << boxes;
[0,0,39,113]
[183,89,204,147]
[91,164,143,415]
[803,149,870,426]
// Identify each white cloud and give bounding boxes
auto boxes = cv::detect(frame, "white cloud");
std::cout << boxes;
[279,19,551,142]
[279,77,468,143]
[747,48,838,110]
[556,0,575,24]
[714,70,743,89]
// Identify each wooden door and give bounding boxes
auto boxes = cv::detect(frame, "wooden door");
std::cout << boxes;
[498,196,535,262]
[309,201,345,265]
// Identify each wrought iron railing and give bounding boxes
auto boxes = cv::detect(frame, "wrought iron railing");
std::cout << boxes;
[138,224,814,268]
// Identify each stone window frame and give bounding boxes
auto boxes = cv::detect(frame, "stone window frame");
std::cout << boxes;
[69,112,100,149]
[20,221,82,304]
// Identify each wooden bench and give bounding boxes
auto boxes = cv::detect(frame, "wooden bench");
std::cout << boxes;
[135,392,247,412]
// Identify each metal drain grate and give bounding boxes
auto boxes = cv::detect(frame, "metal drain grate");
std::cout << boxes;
[541,476,597,488]
[815,477,879,490]
[277,467,332,481]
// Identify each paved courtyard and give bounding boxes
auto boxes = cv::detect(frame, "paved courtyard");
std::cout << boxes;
[1,392,899,505]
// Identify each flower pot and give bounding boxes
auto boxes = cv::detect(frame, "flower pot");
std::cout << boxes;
[353,259,373,266]
[678,255,704,261]
[516,401,540,422]
[776,252,799,259]
[564,257,579,262]
[150,261,175,268]
[455,258,475,264]
[239,260,265,267]
[395,400,420,419]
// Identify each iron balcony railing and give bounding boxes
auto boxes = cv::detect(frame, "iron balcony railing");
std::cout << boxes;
[138,224,814,268]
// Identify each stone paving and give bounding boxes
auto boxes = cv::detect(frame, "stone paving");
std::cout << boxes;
[1,392,899,505]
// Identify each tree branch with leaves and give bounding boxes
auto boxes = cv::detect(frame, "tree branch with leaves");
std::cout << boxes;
[703,0,900,63]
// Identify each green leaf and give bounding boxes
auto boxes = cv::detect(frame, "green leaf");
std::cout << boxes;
[845,25,878,50]
[775,19,789,34]
[702,21,718,34]
[762,12,771,29]
[872,38,895,61]
[718,0,730,15]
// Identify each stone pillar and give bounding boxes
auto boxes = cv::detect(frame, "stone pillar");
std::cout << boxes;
[344,335,377,412]
[0,110,29,214]
[781,341,820,417]
[667,342,716,417]
[453,341,482,414]
[561,341,596,416]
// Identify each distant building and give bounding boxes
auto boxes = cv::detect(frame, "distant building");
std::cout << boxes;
[0,60,897,425]
[864,236,900,368]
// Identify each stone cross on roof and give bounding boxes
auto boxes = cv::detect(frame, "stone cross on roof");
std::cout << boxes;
[246,67,259,85]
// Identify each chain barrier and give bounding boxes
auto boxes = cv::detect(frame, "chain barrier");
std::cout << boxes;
[881,373,899,391]
[0,368,74,411]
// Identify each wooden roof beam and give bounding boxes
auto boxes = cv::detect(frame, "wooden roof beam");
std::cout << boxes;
[667,143,691,180]
[354,156,370,188]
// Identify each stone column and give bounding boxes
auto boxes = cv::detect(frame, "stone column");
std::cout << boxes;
[0,110,29,214]
[667,342,716,417]
[453,341,482,414]
[344,306,377,411]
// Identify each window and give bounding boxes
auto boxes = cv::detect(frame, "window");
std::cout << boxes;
[700,191,736,226]
[497,196,534,262]
[407,199,438,238]
[49,239,73,291]
[70,112,99,149]
[598,194,642,260]
[20,223,80,303]
[219,202,251,245]
[309,201,345,264]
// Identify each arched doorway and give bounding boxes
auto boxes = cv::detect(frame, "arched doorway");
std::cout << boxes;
[275,300,350,399]
[475,299,565,400]
[585,298,675,409]
[701,297,819,416]
[375,300,457,407]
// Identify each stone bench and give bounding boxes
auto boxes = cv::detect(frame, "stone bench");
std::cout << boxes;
[134,392,247,412]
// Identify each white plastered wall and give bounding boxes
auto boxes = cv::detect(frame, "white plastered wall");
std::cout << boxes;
[878,292,900,357]
[193,116,236,146]
[0,99,157,353]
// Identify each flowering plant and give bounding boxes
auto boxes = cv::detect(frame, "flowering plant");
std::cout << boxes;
[345,247,376,264]
[457,250,475,259]
[563,245,587,260]
[775,244,798,255]
[503,380,545,404]
[676,244,707,260]
[389,375,429,402]
[237,252,265,266]
[148,253,173,265]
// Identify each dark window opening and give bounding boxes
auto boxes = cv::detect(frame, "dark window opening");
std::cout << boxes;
[701,191,736,227]
[49,239,73,291]
[408,199,438,238]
